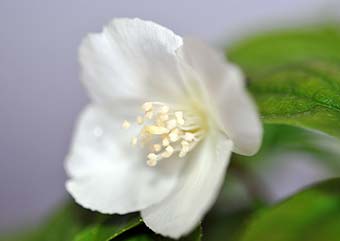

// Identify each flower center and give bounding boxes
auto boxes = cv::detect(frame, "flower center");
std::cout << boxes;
[122,102,205,167]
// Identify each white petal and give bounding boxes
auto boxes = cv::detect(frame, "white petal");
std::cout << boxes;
[79,18,185,105]
[178,38,262,156]
[216,64,262,156]
[141,132,233,239]
[65,105,184,214]
[178,38,227,95]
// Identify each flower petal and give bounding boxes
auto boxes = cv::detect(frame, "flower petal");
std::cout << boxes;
[178,38,262,156]
[216,64,262,156]
[79,18,185,105]
[141,132,233,239]
[177,38,227,95]
[65,105,184,214]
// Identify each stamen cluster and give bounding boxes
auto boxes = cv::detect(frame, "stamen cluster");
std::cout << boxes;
[122,102,204,166]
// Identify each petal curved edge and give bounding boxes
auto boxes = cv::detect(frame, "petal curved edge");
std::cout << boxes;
[79,18,185,105]
[177,37,229,95]
[141,132,233,239]
[65,105,184,214]
[217,64,262,156]
[178,38,262,155]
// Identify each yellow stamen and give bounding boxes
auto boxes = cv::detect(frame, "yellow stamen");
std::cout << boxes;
[145,111,153,120]
[169,128,180,142]
[145,126,169,135]
[147,153,158,160]
[166,119,177,130]
[147,159,158,167]
[136,116,144,125]
[142,102,153,112]
[184,132,195,141]
[153,144,162,152]
[122,101,205,167]
[122,120,131,129]
[131,136,138,146]
[162,137,170,147]
[175,111,185,125]
[160,105,170,113]
[162,145,174,158]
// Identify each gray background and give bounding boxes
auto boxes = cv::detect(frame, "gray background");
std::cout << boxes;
[1,0,339,231]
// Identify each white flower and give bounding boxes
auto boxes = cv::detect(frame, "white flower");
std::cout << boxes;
[65,18,262,239]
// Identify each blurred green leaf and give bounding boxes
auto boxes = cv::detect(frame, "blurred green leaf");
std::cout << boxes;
[228,25,340,138]
[179,225,202,241]
[204,209,252,241]
[228,25,340,77]
[234,124,340,171]
[4,202,97,241]
[108,223,202,241]
[249,60,340,138]
[74,223,202,241]
[150,225,202,241]
[1,202,143,241]
[240,178,340,241]
[74,217,143,241]
[1,200,202,241]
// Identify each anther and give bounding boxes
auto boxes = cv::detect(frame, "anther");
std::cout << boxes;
[147,159,158,167]
[162,145,174,158]
[179,150,188,158]
[181,140,189,147]
[136,116,144,125]
[166,119,177,130]
[184,132,195,141]
[153,144,161,152]
[146,126,169,135]
[147,153,158,160]
[166,145,174,154]
[122,120,131,129]
[160,105,170,113]
[162,137,170,147]
[169,128,180,142]
[145,111,153,120]
[131,136,138,146]
[142,102,153,112]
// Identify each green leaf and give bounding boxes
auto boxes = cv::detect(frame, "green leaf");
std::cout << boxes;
[74,217,143,241]
[235,123,340,170]
[204,210,252,241]
[249,60,340,138]
[227,25,340,138]
[2,200,202,241]
[105,223,202,241]
[228,25,340,78]
[1,202,143,241]
[240,178,340,241]
[11,202,96,241]
[181,225,202,241]
[161,225,202,241]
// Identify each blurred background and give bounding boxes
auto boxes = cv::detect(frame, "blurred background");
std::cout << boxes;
[1,0,340,233]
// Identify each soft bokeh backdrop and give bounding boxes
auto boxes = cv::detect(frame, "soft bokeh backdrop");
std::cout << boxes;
[1,0,339,231]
